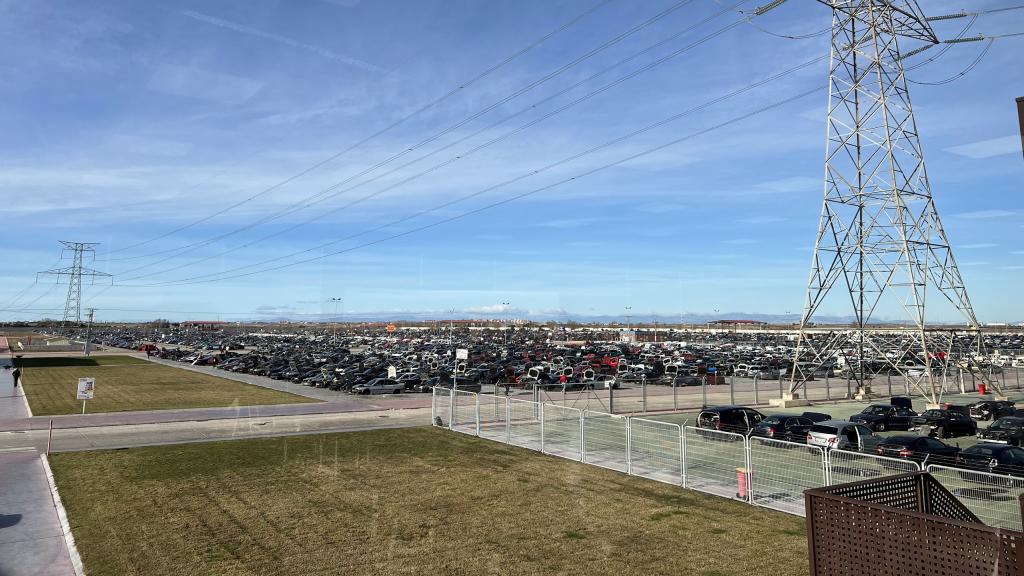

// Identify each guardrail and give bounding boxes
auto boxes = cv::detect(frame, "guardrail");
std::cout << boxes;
[432,389,1023,527]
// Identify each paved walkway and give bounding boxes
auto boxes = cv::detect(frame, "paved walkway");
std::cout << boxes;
[0,340,76,576]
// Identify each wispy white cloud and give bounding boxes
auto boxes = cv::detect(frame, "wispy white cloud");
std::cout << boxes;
[148,64,264,105]
[945,136,1022,159]
[181,10,385,73]
[950,209,1016,219]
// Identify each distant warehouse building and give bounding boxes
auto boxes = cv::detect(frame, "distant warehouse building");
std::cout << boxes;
[706,319,768,331]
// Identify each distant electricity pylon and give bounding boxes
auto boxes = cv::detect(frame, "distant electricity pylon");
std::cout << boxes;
[789,1,992,405]
[40,241,111,331]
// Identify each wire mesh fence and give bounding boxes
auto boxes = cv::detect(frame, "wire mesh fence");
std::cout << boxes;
[748,438,826,515]
[629,418,682,486]
[451,390,478,435]
[826,449,921,486]
[477,393,507,442]
[432,386,451,428]
[508,397,542,451]
[927,465,1024,531]
[431,392,1022,525]
[682,426,748,501]
[542,404,582,461]
[581,411,629,472]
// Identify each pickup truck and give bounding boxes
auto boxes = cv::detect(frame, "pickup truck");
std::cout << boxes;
[351,378,404,395]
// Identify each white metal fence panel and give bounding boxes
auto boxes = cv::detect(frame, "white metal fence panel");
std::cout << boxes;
[433,386,452,428]
[582,411,628,472]
[748,438,826,516]
[629,418,682,486]
[683,427,747,500]
[826,449,920,486]
[507,398,542,451]
[451,390,478,435]
[477,394,508,442]
[927,464,1024,531]
[542,404,582,461]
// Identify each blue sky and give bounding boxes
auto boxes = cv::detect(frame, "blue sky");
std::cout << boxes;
[0,0,1021,323]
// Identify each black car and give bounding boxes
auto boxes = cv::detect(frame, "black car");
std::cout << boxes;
[849,404,916,432]
[911,409,978,439]
[751,414,811,443]
[697,406,766,435]
[969,400,1016,421]
[956,443,1024,479]
[977,417,1024,446]
[875,435,960,465]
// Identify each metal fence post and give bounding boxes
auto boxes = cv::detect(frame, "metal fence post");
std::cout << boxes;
[540,402,545,453]
[744,436,753,504]
[887,373,892,397]
[673,379,678,411]
[580,411,586,463]
[609,384,614,414]
[825,374,831,401]
[475,393,481,436]
[729,373,735,405]
[701,376,707,409]
[778,374,783,398]
[625,417,632,475]
[449,389,455,430]
[431,387,437,424]
[505,398,511,444]
[753,375,759,405]
[642,376,647,413]
[678,424,685,488]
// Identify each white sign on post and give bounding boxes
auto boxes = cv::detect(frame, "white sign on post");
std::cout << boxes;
[76,378,95,400]
[455,348,468,360]
[387,365,397,379]
[77,377,95,414]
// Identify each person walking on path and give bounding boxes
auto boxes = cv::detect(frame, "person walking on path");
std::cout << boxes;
[11,367,20,388]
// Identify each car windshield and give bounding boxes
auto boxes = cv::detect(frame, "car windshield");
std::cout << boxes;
[761,416,784,425]
[923,410,943,417]
[863,406,890,415]
[810,425,837,435]
[990,420,1022,431]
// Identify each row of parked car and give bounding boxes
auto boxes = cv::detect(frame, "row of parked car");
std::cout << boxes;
[696,397,1024,478]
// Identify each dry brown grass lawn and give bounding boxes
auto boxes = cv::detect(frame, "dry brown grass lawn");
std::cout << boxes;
[50,427,809,576]
[16,355,317,415]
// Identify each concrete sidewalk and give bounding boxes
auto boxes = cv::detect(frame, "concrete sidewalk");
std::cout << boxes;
[0,341,77,576]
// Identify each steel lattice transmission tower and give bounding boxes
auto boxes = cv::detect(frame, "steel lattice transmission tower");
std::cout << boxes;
[789,1,992,405]
[40,242,111,332]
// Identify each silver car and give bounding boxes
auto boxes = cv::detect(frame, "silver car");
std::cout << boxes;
[807,420,880,451]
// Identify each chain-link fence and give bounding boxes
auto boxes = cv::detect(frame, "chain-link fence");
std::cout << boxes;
[431,391,1022,528]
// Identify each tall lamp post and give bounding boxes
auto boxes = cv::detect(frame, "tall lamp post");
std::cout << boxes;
[329,297,343,341]
[501,301,510,347]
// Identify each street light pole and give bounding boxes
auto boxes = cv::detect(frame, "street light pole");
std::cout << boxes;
[329,297,343,342]
[501,301,510,347]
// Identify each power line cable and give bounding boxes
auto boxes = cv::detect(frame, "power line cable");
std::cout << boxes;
[909,38,995,85]
[109,0,694,266]
[120,4,760,282]
[105,0,617,257]
[124,85,822,287]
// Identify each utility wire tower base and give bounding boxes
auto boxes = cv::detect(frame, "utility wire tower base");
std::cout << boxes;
[789,1,995,406]
[40,242,111,333]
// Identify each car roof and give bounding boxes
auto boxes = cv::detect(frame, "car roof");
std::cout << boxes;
[878,435,923,444]
[966,443,1015,453]
[813,420,856,427]
[996,417,1024,423]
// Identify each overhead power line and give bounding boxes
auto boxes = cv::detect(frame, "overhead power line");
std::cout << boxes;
[121,85,822,288]
[119,4,758,283]
[108,0,696,267]
[105,0,617,257]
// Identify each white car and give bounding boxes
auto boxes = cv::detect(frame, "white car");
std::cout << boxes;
[807,420,880,451]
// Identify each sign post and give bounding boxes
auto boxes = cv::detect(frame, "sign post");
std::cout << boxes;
[455,348,468,388]
[76,377,95,414]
